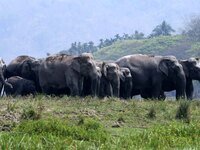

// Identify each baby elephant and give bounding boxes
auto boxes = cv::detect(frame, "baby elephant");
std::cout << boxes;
[4,76,36,96]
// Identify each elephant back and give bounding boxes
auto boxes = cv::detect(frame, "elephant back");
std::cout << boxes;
[9,55,36,65]
[46,54,72,62]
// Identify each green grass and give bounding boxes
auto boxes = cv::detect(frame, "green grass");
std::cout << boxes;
[0,96,200,149]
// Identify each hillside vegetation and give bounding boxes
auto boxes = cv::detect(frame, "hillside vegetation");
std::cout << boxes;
[94,35,200,61]
[0,96,200,149]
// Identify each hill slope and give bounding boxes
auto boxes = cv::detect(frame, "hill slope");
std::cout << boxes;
[94,35,200,61]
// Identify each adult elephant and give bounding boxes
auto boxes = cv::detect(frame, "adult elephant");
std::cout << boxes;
[116,54,186,100]
[5,55,41,92]
[120,67,132,99]
[179,58,200,99]
[82,66,101,97]
[4,76,36,96]
[153,57,200,100]
[0,58,12,95]
[39,53,99,96]
[97,62,125,98]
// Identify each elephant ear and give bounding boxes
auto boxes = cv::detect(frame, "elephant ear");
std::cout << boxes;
[159,59,169,76]
[71,57,81,73]
[180,60,189,77]
[102,62,108,77]
[119,71,125,82]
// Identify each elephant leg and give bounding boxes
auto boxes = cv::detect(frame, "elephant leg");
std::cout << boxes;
[78,77,84,96]
[99,77,107,98]
[159,91,166,100]
[141,88,152,99]
[125,78,132,99]
[41,85,51,95]
[131,89,140,97]
[70,80,80,96]
[152,84,162,100]
[106,83,112,97]
[91,78,98,96]
[186,79,193,100]
[151,77,163,99]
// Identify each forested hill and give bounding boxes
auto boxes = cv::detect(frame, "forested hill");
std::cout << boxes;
[93,35,200,61]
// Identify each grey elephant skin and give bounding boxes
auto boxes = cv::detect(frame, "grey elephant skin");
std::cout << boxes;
[120,67,132,99]
[97,62,124,98]
[5,55,41,92]
[0,58,12,94]
[116,54,186,100]
[38,54,99,96]
[4,76,36,96]
[179,58,200,99]
[81,66,101,97]
[155,57,200,100]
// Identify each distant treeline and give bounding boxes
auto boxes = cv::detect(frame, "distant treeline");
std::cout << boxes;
[59,16,200,56]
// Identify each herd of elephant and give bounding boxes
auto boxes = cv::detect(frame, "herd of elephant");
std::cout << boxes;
[0,53,200,100]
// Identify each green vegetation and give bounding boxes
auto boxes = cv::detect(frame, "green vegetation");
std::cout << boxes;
[94,35,196,61]
[0,96,200,149]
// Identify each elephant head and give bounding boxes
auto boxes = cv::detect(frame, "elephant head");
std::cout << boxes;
[71,53,99,96]
[0,58,12,94]
[5,55,36,78]
[20,59,42,92]
[180,58,200,81]
[71,53,98,80]
[159,56,183,76]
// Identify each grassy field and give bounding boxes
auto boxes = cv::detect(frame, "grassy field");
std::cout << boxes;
[0,96,200,149]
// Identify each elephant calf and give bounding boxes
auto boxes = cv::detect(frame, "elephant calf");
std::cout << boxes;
[4,76,36,96]
[120,67,132,99]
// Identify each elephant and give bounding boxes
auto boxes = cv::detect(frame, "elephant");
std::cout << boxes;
[5,55,41,92]
[81,66,102,97]
[116,54,186,100]
[179,58,200,99]
[0,58,13,95]
[148,57,200,100]
[97,62,125,98]
[4,76,36,96]
[38,53,99,96]
[119,67,132,99]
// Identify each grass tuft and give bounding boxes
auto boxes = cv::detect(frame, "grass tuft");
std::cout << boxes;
[147,106,156,119]
[21,105,41,120]
[176,101,190,123]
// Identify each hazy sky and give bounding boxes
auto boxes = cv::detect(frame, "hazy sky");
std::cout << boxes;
[0,0,200,63]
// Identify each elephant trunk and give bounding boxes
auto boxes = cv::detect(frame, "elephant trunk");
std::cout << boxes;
[111,77,120,97]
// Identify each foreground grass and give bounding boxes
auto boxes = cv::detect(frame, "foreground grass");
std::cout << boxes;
[0,96,200,149]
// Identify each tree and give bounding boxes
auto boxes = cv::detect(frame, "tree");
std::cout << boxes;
[114,34,121,41]
[132,30,144,39]
[183,15,200,41]
[98,39,104,48]
[123,33,129,40]
[150,21,175,37]
[88,41,95,53]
